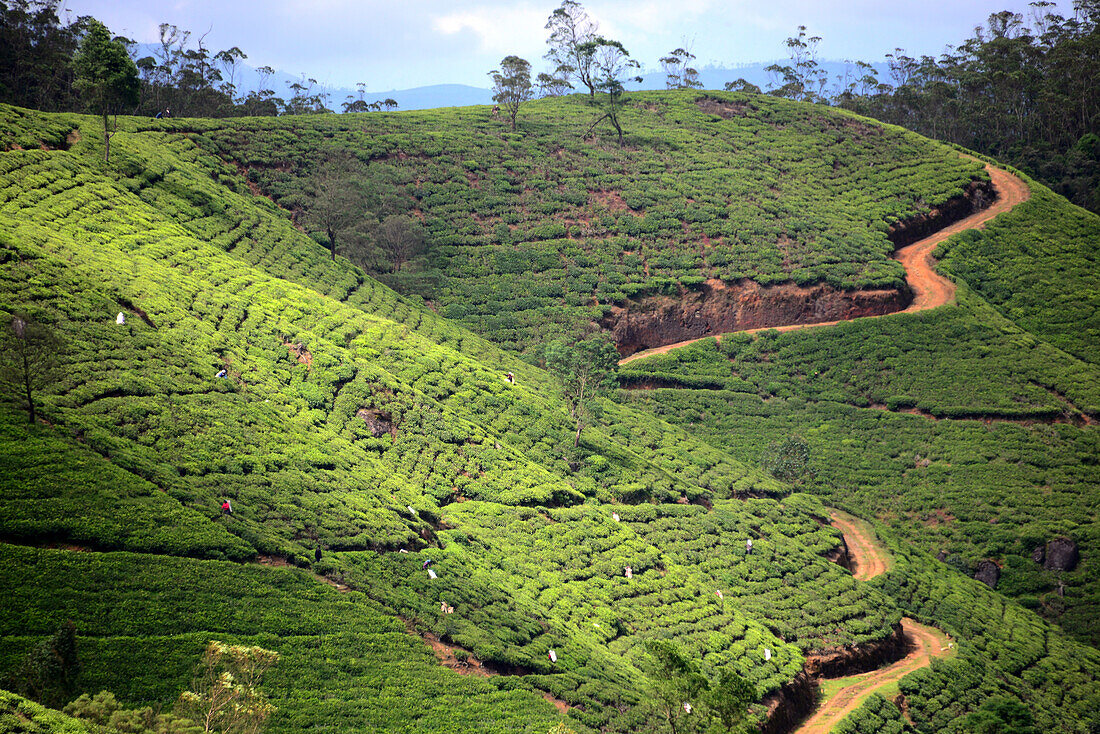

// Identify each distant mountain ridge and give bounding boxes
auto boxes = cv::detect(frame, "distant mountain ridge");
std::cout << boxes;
[131,41,884,111]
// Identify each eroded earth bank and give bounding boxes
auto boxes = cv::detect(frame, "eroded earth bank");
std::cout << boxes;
[604,177,997,357]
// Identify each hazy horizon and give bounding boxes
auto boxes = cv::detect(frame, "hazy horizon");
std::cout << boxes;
[64,0,1078,93]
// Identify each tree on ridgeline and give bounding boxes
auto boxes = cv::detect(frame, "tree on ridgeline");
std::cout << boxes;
[1,313,62,425]
[0,0,84,112]
[544,0,599,97]
[723,78,761,94]
[536,69,573,97]
[581,37,643,145]
[660,47,702,90]
[544,334,619,448]
[836,6,1100,212]
[489,55,533,130]
[765,25,827,103]
[73,19,139,162]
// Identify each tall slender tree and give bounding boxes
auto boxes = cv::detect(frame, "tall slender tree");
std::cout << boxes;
[544,0,599,97]
[489,55,533,130]
[660,47,702,90]
[1,314,62,425]
[544,334,619,448]
[73,19,138,162]
[581,37,642,145]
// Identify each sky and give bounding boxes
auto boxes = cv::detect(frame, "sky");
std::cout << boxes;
[61,0,1079,92]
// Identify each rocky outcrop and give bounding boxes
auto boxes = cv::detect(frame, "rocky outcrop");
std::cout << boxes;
[356,408,395,438]
[602,279,911,356]
[974,560,1001,588]
[1036,537,1080,572]
[823,538,854,574]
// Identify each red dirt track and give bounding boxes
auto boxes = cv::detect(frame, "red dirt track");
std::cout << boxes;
[794,618,952,734]
[785,512,953,733]
[619,162,1030,366]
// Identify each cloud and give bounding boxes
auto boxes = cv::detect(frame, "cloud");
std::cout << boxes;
[432,3,548,57]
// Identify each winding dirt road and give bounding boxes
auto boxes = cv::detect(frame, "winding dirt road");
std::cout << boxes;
[788,512,952,734]
[619,162,1030,366]
[830,511,890,581]
[795,618,952,734]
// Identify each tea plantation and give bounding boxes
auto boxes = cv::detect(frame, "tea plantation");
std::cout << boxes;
[187,91,985,355]
[1,93,1098,734]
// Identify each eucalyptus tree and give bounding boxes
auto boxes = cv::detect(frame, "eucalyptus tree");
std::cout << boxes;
[73,19,139,162]
[581,37,642,145]
[489,55,533,130]
[660,47,702,90]
[544,0,599,97]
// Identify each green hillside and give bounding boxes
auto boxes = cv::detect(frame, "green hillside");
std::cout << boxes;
[1,93,1098,734]
[189,91,986,354]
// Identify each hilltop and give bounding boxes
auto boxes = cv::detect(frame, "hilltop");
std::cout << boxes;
[0,93,1098,734]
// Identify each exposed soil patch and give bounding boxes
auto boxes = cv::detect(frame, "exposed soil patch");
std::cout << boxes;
[867,401,1091,427]
[830,511,890,581]
[617,163,1029,365]
[606,278,910,357]
[0,538,95,553]
[406,624,494,677]
[67,129,81,145]
[283,340,313,366]
[356,408,396,438]
[792,619,952,734]
[696,97,754,118]
[589,189,634,213]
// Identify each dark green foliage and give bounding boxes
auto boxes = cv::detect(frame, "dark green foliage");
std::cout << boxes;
[936,183,1100,367]
[0,689,96,734]
[644,641,754,733]
[0,545,579,734]
[1,91,1099,734]
[761,436,809,483]
[873,537,1100,732]
[958,697,1037,734]
[832,694,910,734]
[704,668,755,732]
[72,19,138,163]
[489,56,533,131]
[0,1,83,114]
[63,690,200,734]
[544,334,619,446]
[0,312,62,423]
[838,8,1100,213]
[5,622,80,709]
[645,639,708,732]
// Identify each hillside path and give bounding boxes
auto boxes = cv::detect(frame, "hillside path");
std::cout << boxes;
[619,162,1030,366]
[794,618,952,734]
[788,511,952,734]
[830,511,891,581]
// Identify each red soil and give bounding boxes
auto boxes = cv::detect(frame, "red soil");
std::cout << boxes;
[619,162,1029,366]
